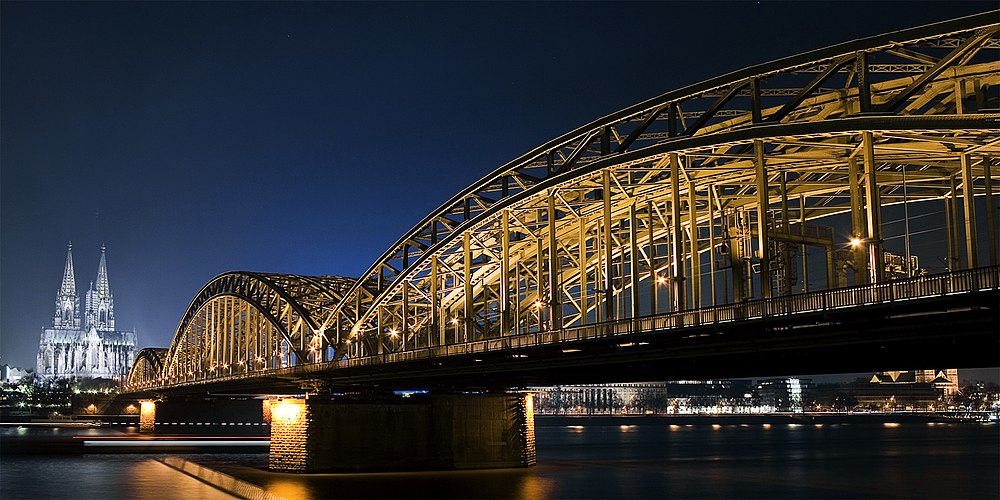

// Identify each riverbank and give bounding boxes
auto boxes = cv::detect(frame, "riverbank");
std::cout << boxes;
[535,411,996,426]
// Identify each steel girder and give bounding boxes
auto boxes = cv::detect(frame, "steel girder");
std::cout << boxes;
[148,272,355,387]
[318,12,999,361]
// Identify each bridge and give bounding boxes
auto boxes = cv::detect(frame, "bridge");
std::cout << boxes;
[121,13,1000,472]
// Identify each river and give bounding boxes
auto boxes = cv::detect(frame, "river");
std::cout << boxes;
[1,418,996,499]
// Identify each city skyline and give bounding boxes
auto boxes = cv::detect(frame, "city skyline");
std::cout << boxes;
[2,1,997,383]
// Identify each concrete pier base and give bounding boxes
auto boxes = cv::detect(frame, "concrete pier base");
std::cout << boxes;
[139,400,156,433]
[269,393,536,473]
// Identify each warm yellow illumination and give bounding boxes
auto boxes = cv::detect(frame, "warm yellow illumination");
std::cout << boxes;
[849,237,862,248]
[451,318,460,325]
[533,300,543,309]
[272,399,303,423]
[389,328,398,337]
[656,275,667,285]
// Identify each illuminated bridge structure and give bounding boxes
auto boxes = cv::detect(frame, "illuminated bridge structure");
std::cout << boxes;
[120,13,1000,472]
[126,12,1000,395]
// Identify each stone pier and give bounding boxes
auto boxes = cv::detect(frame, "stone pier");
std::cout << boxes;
[139,400,156,433]
[269,393,536,472]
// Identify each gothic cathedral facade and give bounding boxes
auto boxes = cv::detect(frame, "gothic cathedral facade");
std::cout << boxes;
[36,244,137,382]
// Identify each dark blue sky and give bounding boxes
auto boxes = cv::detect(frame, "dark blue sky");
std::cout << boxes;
[2,1,996,382]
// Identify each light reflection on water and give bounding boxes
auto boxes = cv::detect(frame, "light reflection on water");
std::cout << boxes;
[2,422,998,499]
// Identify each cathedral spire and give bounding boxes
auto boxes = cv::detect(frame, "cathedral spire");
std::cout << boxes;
[53,242,80,328]
[95,244,110,296]
[85,244,115,330]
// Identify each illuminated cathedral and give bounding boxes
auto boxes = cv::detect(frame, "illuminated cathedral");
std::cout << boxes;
[36,244,137,382]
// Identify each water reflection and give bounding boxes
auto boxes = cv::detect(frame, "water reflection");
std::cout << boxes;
[1,422,997,499]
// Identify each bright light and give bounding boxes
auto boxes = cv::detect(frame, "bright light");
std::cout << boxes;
[849,237,862,248]
[656,275,667,285]
[272,400,303,423]
[389,329,398,337]
[533,300,543,309]
[451,318,460,325]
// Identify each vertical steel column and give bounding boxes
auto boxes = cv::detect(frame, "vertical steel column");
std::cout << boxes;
[707,186,718,306]
[629,203,640,317]
[536,236,544,331]
[463,232,472,342]
[547,195,562,330]
[501,210,511,335]
[960,153,978,268]
[648,201,657,314]
[862,131,883,282]
[401,282,409,351]
[688,185,701,309]
[602,170,615,320]
[848,157,868,283]
[754,140,772,299]
[432,260,442,346]
[985,160,997,266]
[779,172,791,295]
[670,153,686,311]
[947,176,960,270]
[955,78,965,115]
[800,194,809,292]
[376,305,383,355]
[857,52,872,113]
[579,217,588,325]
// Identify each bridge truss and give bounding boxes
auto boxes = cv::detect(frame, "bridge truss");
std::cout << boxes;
[127,12,1000,391]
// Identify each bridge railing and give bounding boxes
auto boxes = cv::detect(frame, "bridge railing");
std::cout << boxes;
[129,266,998,390]
[324,265,999,369]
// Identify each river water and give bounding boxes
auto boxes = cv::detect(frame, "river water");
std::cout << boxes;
[1,419,997,499]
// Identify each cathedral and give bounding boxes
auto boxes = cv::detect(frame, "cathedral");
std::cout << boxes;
[36,244,137,382]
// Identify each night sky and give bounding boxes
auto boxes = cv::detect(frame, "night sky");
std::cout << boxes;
[2,1,996,382]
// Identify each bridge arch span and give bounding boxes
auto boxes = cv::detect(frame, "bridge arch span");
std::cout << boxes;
[140,272,355,387]
[126,13,999,391]
[321,12,999,359]
[125,348,167,389]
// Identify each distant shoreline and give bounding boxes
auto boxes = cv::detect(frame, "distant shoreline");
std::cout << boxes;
[535,412,996,426]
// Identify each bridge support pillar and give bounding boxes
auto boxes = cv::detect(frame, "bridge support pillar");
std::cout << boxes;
[269,393,536,473]
[139,400,156,433]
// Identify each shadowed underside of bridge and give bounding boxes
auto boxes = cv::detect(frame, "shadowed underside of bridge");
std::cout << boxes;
[126,13,1000,397]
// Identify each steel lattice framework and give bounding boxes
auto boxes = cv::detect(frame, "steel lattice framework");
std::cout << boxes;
[125,348,166,388]
[127,12,1000,391]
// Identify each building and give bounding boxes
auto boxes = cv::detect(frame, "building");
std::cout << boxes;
[0,365,31,384]
[871,369,960,397]
[755,378,810,412]
[36,244,137,382]
[853,369,959,410]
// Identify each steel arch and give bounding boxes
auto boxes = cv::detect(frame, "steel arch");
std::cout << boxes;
[125,348,167,389]
[126,13,1000,391]
[316,12,999,359]
[151,272,355,386]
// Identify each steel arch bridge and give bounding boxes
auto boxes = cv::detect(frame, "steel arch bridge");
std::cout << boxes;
[126,13,1000,392]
